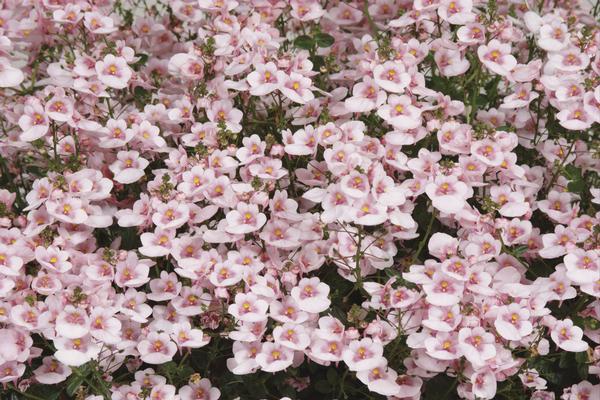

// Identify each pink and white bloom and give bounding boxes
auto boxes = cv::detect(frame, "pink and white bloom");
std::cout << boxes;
[54,335,101,367]
[550,319,588,352]
[0,58,24,88]
[277,72,314,104]
[425,175,472,214]
[477,40,517,76]
[290,277,331,313]
[228,293,269,322]
[137,332,178,364]
[179,379,221,400]
[33,357,72,384]
[343,338,385,371]
[109,151,149,184]
[458,327,497,367]
[255,342,294,372]
[563,250,598,284]
[373,62,410,93]
[95,54,132,89]
[224,203,267,234]
[494,303,533,341]
[247,62,280,96]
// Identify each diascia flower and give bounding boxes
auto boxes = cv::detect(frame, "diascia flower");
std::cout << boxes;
[110,150,150,184]
[494,303,533,341]
[550,319,589,352]
[373,61,411,93]
[290,277,331,313]
[477,39,517,76]
[224,203,267,234]
[425,175,472,214]
[95,54,132,89]
[137,332,178,364]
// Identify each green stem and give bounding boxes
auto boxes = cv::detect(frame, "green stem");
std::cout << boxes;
[412,206,436,263]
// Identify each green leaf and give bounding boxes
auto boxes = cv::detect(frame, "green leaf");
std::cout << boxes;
[132,53,149,70]
[512,245,529,257]
[567,179,584,193]
[23,385,62,400]
[65,373,86,396]
[314,380,332,393]
[314,33,335,48]
[575,351,589,380]
[310,55,325,71]
[326,368,338,385]
[294,35,314,50]
[564,164,582,178]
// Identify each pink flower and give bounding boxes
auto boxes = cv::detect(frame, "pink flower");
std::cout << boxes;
[95,54,131,89]
[494,304,533,341]
[84,12,117,34]
[45,94,74,122]
[471,369,497,399]
[563,250,598,284]
[168,53,205,79]
[115,252,153,288]
[290,277,331,313]
[228,293,269,323]
[422,272,464,306]
[179,378,221,400]
[489,185,530,217]
[18,99,49,141]
[54,335,101,366]
[140,228,175,257]
[256,342,294,372]
[373,61,410,93]
[501,83,539,109]
[259,220,301,249]
[477,40,517,76]
[434,47,471,77]
[55,305,90,339]
[35,245,72,273]
[345,77,387,113]
[137,332,178,364]
[425,175,472,214]
[0,361,25,383]
[424,332,461,360]
[377,95,422,130]
[562,381,600,400]
[152,201,190,230]
[226,341,261,375]
[277,72,314,104]
[500,218,533,246]
[170,321,209,348]
[109,151,149,184]
[148,271,182,302]
[458,327,497,367]
[438,0,475,25]
[356,361,401,396]
[171,287,212,316]
[273,323,310,351]
[33,357,72,384]
[550,319,588,352]
[556,104,593,130]
[0,58,24,88]
[46,197,88,224]
[89,307,122,344]
[247,62,280,96]
[537,21,569,51]
[224,203,267,234]
[342,338,384,371]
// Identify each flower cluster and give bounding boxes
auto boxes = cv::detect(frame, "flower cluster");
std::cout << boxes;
[0,0,599,399]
